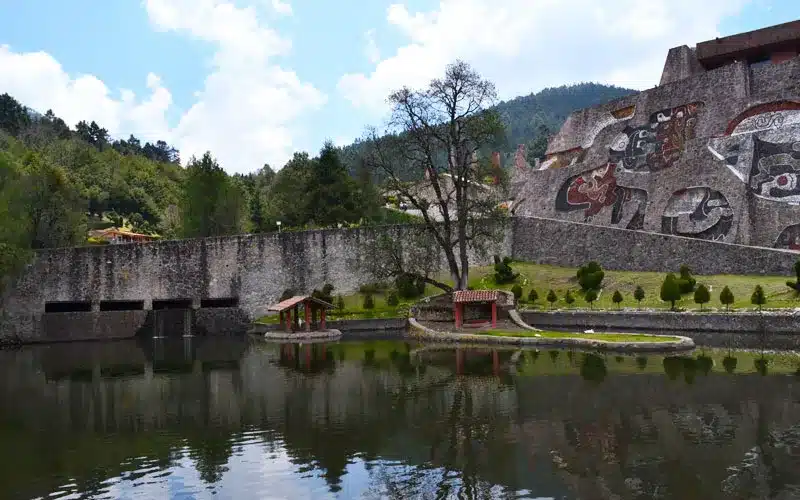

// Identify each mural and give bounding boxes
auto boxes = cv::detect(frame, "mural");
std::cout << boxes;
[540,147,585,170]
[555,164,647,229]
[708,101,800,203]
[661,187,734,242]
[609,102,703,173]
[774,224,800,250]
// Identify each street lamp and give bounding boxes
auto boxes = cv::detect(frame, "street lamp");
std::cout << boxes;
[276,220,282,233]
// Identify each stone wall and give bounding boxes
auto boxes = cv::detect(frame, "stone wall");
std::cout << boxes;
[514,49,800,251]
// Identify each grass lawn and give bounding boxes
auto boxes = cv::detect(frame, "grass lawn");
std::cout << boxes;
[476,329,680,343]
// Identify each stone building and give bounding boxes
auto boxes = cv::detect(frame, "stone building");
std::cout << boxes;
[513,19,800,250]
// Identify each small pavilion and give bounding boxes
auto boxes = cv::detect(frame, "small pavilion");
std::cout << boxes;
[452,290,500,329]
[267,295,334,333]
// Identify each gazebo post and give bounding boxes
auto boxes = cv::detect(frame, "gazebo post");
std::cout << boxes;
[454,302,462,329]
[492,350,499,376]
[285,308,292,332]
[491,301,497,328]
[320,308,327,330]
[279,311,284,331]
[304,300,311,332]
[294,305,300,330]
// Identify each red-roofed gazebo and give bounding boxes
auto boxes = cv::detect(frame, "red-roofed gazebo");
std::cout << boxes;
[452,290,500,329]
[268,295,334,332]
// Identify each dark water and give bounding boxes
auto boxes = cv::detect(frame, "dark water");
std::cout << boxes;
[1,338,800,500]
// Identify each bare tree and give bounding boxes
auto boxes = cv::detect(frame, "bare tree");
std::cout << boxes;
[363,60,507,291]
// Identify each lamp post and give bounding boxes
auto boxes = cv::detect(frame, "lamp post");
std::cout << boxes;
[276,221,282,233]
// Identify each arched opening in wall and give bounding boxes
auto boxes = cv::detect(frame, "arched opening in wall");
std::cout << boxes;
[200,297,239,308]
[100,300,145,311]
[45,301,92,313]
[152,298,192,310]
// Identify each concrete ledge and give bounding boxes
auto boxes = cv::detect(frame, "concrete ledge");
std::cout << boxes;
[261,329,343,342]
[520,309,800,334]
[327,318,408,331]
[408,318,694,352]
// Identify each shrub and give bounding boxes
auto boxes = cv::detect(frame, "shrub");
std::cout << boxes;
[363,293,375,310]
[612,290,623,309]
[415,276,426,296]
[694,284,710,311]
[660,273,681,310]
[751,285,766,311]
[527,289,539,304]
[722,355,738,374]
[511,284,523,300]
[633,286,645,308]
[585,289,598,309]
[577,261,604,291]
[396,274,419,299]
[546,289,558,309]
[335,295,345,311]
[787,260,800,293]
[493,255,518,285]
[279,289,295,301]
[720,286,734,311]
[322,283,334,297]
[676,265,697,294]
[359,282,389,295]
[564,290,575,307]
[754,357,769,376]
[386,290,399,307]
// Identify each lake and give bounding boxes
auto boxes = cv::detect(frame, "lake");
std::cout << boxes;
[0,337,799,499]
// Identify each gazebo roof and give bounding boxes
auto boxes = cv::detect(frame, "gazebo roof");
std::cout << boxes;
[452,290,500,304]
[267,295,334,312]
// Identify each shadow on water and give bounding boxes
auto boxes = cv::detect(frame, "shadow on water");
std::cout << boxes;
[0,338,800,499]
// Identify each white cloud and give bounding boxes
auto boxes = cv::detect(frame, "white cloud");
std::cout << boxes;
[364,29,381,64]
[271,0,293,16]
[0,1,324,173]
[338,0,750,114]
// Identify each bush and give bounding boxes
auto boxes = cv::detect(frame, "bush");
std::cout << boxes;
[493,255,519,285]
[363,293,375,310]
[386,290,399,307]
[612,290,623,308]
[787,260,800,292]
[396,274,419,299]
[751,285,766,311]
[564,290,575,307]
[335,295,345,311]
[577,261,604,291]
[359,282,389,295]
[585,289,598,309]
[527,289,539,304]
[511,284,523,300]
[546,289,558,309]
[633,286,645,307]
[676,265,697,294]
[279,289,295,301]
[719,286,734,311]
[322,283,334,296]
[694,284,710,311]
[660,273,681,310]
[722,355,738,374]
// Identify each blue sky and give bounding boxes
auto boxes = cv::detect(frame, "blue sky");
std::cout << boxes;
[0,0,797,173]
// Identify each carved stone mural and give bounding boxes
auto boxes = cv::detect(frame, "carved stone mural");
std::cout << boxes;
[555,164,647,229]
[662,188,734,242]
[609,102,703,173]
[540,147,585,170]
[774,224,800,250]
[708,101,800,203]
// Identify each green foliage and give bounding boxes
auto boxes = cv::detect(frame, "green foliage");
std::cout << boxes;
[612,290,623,308]
[395,274,425,300]
[751,285,767,311]
[786,260,800,293]
[527,288,538,304]
[676,265,697,294]
[311,284,334,305]
[660,273,681,310]
[279,289,295,301]
[362,293,375,310]
[719,286,735,311]
[754,357,769,376]
[633,285,645,306]
[694,284,710,310]
[182,152,249,238]
[585,289,598,309]
[546,289,558,308]
[386,290,399,307]
[722,356,738,374]
[335,295,345,311]
[564,290,575,307]
[359,282,389,295]
[511,284,523,300]
[576,261,604,291]
[493,255,518,285]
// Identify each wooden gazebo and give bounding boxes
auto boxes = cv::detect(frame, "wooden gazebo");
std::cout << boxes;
[267,295,334,333]
[452,290,500,329]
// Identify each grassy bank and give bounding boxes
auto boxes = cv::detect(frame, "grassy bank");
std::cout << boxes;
[477,330,680,343]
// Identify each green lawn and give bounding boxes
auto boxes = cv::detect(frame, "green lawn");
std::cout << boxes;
[476,329,679,343]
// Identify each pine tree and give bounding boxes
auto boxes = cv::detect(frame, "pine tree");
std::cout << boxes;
[585,289,598,309]
[694,284,710,311]
[719,286,734,311]
[546,289,558,309]
[527,289,538,305]
[750,285,766,312]
[564,290,575,308]
[660,273,681,311]
[633,286,645,309]
[612,290,623,309]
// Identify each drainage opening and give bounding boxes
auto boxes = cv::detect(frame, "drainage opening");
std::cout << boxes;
[100,300,145,311]
[45,301,92,313]
[200,297,239,308]
[152,299,193,310]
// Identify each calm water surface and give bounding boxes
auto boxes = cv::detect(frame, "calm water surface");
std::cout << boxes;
[1,337,799,499]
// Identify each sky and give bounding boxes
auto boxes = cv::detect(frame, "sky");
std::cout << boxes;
[0,0,796,174]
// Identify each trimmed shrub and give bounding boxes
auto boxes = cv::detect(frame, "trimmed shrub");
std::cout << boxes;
[585,289,598,309]
[751,285,766,311]
[493,255,518,285]
[546,289,558,309]
[386,290,399,307]
[694,284,710,311]
[612,290,623,308]
[720,286,734,311]
[335,295,345,311]
[577,261,604,291]
[633,286,645,308]
[527,289,539,304]
[362,293,375,310]
[660,273,681,310]
[722,355,738,374]
[787,260,800,292]
[511,284,523,300]
[676,265,697,294]
[564,290,575,307]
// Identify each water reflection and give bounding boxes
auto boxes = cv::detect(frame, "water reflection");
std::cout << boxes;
[0,339,799,499]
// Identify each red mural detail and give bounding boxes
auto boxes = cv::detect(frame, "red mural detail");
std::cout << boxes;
[514,144,528,171]
[490,151,502,185]
[653,102,702,170]
[724,101,800,135]
[566,164,619,217]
